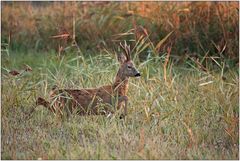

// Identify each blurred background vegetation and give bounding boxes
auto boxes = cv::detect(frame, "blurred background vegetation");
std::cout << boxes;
[1,1,239,66]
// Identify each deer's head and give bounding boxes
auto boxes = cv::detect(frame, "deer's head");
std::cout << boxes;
[117,42,141,80]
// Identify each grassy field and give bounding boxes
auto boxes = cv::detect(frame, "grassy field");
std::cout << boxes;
[1,50,239,160]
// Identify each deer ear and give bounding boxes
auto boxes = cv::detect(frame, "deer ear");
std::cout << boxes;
[117,53,127,64]
[119,41,131,61]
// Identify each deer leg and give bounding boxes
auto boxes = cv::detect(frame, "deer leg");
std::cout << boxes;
[117,96,128,119]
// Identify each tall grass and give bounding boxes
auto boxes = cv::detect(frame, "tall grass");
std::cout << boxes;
[1,50,239,159]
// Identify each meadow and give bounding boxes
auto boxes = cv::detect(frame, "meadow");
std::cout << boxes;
[1,49,239,159]
[1,1,239,160]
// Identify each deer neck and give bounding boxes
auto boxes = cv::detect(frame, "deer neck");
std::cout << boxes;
[113,70,129,96]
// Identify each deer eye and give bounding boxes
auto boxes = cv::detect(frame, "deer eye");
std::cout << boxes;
[127,65,132,69]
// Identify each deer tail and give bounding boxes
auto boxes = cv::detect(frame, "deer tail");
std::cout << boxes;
[36,85,59,114]
[36,97,50,107]
[24,97,50,120]
[36,97,57,113]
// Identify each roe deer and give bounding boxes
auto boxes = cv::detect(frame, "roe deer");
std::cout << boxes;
[36,42,141,118]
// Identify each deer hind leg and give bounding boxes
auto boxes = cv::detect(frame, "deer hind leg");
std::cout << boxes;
[117,96,128,119]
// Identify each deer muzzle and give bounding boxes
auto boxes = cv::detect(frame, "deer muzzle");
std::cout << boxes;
[134,73,141,77]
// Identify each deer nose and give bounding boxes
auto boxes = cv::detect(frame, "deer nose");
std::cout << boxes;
[135,73,141,77]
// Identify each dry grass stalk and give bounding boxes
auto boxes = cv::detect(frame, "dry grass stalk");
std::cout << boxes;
[189,56,208,73]
[183,122,196,148]
[163,46,172,84]
[138,128,145,153]
[50,33,70,58]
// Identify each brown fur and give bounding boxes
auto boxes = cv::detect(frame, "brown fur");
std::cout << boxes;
[36,42,140,117]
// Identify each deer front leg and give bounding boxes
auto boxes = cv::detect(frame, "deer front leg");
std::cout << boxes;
[117,95,128,119]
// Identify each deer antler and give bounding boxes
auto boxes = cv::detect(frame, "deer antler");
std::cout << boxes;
[120,41,131,61]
